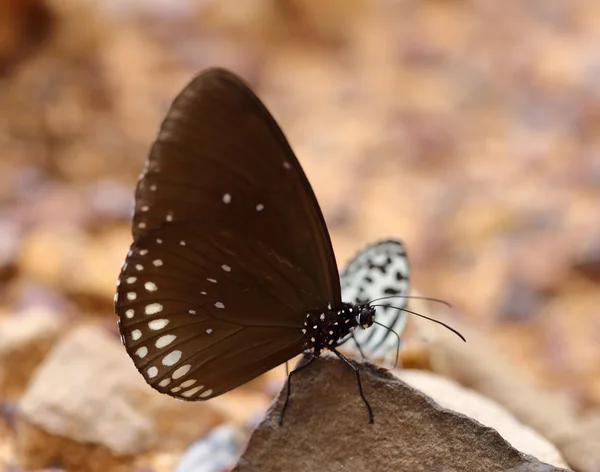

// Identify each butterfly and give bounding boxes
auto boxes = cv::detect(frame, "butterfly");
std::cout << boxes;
[339,239,410,365]
[114,68,463,425]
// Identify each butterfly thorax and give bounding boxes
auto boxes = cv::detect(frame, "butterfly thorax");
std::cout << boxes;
[302,302,376,355]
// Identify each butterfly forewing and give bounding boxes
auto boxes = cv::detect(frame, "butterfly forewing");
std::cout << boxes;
[340,239,410,363]
[133,68,340,305]
[115,68,341,400]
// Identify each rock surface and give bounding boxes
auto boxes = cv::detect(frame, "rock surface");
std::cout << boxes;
[233,355,570,472]
[395,370,568,469]
[17,325,225,470]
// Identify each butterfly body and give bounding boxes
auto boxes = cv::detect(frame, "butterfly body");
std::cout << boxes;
[302,303,375,355]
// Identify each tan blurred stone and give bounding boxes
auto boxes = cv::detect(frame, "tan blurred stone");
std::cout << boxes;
[18,225,87,290]
[19,225,132,302]
[0,307,66,399]
[17,324,225,470]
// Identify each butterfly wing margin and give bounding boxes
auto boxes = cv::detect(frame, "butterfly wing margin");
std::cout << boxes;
[340,239,410,363]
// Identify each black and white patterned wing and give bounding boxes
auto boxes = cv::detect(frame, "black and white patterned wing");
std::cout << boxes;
[340,239,410,364]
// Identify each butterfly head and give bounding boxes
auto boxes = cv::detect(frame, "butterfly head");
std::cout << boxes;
[355,304,376,329]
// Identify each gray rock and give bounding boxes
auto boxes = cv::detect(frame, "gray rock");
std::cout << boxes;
[233,355,571,472]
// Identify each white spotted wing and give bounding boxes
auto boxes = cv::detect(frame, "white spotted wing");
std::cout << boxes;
[340,239,410,365]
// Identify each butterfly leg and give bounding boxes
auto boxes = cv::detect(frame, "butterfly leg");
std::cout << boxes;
[331,348,374,424]
[350,334,367,360]
[336,333,367,359]
[279,355,317,426]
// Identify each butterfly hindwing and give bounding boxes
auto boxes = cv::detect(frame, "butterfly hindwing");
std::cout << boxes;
[340,239,410,364]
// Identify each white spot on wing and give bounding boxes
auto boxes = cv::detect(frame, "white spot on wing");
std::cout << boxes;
[172,364,191,379]
[221,264,231,272]
[199,389,213,398]
[126,292,137,301]
[162,350,182,366]
[136,346,148,358]
[183,386,204,398]
[144,282,158,292]
[145,303,163,315]
[147,366,158,378]
[214,302,225,309]
[131,329,142,340]
[148,319,169,330]
[125,309,134,318]
[256,203,264,211]
[158,378,171,387]
[153,259,163,267]
[222,193,231,204]
[156,334,176,348]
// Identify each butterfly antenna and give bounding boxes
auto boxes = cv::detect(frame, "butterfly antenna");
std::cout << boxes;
[372,320,401,369]
[371,304,466,342]
[369,295,452,308]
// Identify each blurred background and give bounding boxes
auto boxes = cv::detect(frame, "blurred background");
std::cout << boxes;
[1,0,599,470]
